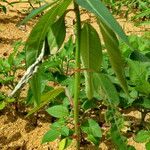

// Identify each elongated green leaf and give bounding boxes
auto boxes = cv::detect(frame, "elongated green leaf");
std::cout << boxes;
[93,73,119,106]
[136,21,150,26]
[133,9,150,20]
[95,73,127,149]
[47,15,66,54]
[42,129,60,143]
[30,72,42,106]
[76,0,130,47]
[26,87,64,117]
[80,23,102,99]
[130,50,150,62]
[99,21,128,94]
[25,0,71,106]
[80,23,102,72]
[46,105,69,118]
[0,101,6,110]
[0,6,6,13]
[65,138,72,149]
[25,0,72,67]
[19,2,56,26]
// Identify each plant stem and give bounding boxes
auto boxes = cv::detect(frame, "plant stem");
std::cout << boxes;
[73,1,81,149]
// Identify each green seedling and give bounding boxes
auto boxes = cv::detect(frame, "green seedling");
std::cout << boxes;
[0,40,25,111]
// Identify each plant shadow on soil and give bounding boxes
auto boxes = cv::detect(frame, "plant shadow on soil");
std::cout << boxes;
[0,105,53,149]
[0,37,22,44]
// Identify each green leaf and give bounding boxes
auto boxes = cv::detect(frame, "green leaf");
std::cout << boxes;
[80,23,102,99]
[0,101,6,110]
[6,98,15,103]
[134,130,150,143]
[141,99,150,109]
[110,123,127,150]
[19,2,56,25]
[64,138,72,149]
[99,21,128,94]
[135,81,150,95]
[50,120,69,136]
[30,72,42,106]
[26,87,64,117]
[76,0,130,47]
[59,138,72,149]
[46,105,69,118]
[127,145,136,150]
[93,73,119,106]
[0,59,11,73]
[106,109,127,150]
[80,23,102,71]
[0,93,5,99]
[130,50,150,62]
[25,0,71,107]
[136,21,150,26]
[82,99,97,110]
[42,129,60,143]
[61,126,70,136]
[1,6,7,13]
[87,135,100,146]
[47,15,66,54]
[59,138,67,150]
[81,119,102,145]
[0,76,14,84]
[128,60,148,83]
[132,9,150,20]
[50,119,65,131]
[25,0,72,67]
[128,60,150,94]
[146,142,150,150]
[81,119,102,138]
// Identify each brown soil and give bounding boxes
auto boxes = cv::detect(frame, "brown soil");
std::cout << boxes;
[0,1,149,150]
[0,108,53,150]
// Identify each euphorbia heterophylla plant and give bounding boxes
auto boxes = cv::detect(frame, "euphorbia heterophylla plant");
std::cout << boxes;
[24,0,132,149]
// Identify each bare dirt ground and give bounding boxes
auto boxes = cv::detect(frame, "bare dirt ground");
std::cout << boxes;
[0,1,149,150]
